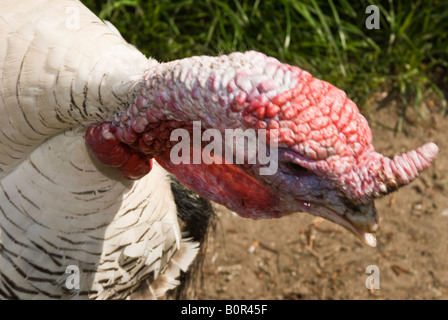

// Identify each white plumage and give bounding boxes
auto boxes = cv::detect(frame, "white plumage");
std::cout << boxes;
[0,0,201,299]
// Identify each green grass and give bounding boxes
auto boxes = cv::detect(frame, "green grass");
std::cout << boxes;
[82,0,447,130]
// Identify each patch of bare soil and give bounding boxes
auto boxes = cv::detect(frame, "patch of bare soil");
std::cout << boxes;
[197,105,448,300]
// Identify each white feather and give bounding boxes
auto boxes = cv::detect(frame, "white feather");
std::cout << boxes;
[0,0,202,299]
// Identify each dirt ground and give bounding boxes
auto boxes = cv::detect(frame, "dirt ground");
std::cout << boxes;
[196,101,448,300]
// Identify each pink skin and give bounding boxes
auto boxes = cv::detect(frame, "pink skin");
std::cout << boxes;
[85,51,438,246]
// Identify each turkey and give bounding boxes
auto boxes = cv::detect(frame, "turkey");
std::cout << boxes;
[0,0,438,300]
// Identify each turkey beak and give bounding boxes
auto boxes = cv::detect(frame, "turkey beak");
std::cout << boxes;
[314,201,379,247]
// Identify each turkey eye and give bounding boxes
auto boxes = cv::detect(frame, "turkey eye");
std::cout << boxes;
[284,162,309,174]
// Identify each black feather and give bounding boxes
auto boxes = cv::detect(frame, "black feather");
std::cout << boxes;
[168,175,215,299]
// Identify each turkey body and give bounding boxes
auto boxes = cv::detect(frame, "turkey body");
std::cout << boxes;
[0,0,208,299]
[0,130,207,299]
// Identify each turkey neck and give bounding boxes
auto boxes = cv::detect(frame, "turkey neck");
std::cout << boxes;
[0,0,154,178]
[85,51,306,180]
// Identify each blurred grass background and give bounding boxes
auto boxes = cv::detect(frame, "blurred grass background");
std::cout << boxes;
[82,0,447,131]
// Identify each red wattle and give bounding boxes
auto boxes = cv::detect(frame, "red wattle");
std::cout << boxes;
[85,123,152,179]
[155,149,281,220]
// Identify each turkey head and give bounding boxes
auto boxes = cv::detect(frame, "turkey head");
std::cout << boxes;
[86,51,438,247]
